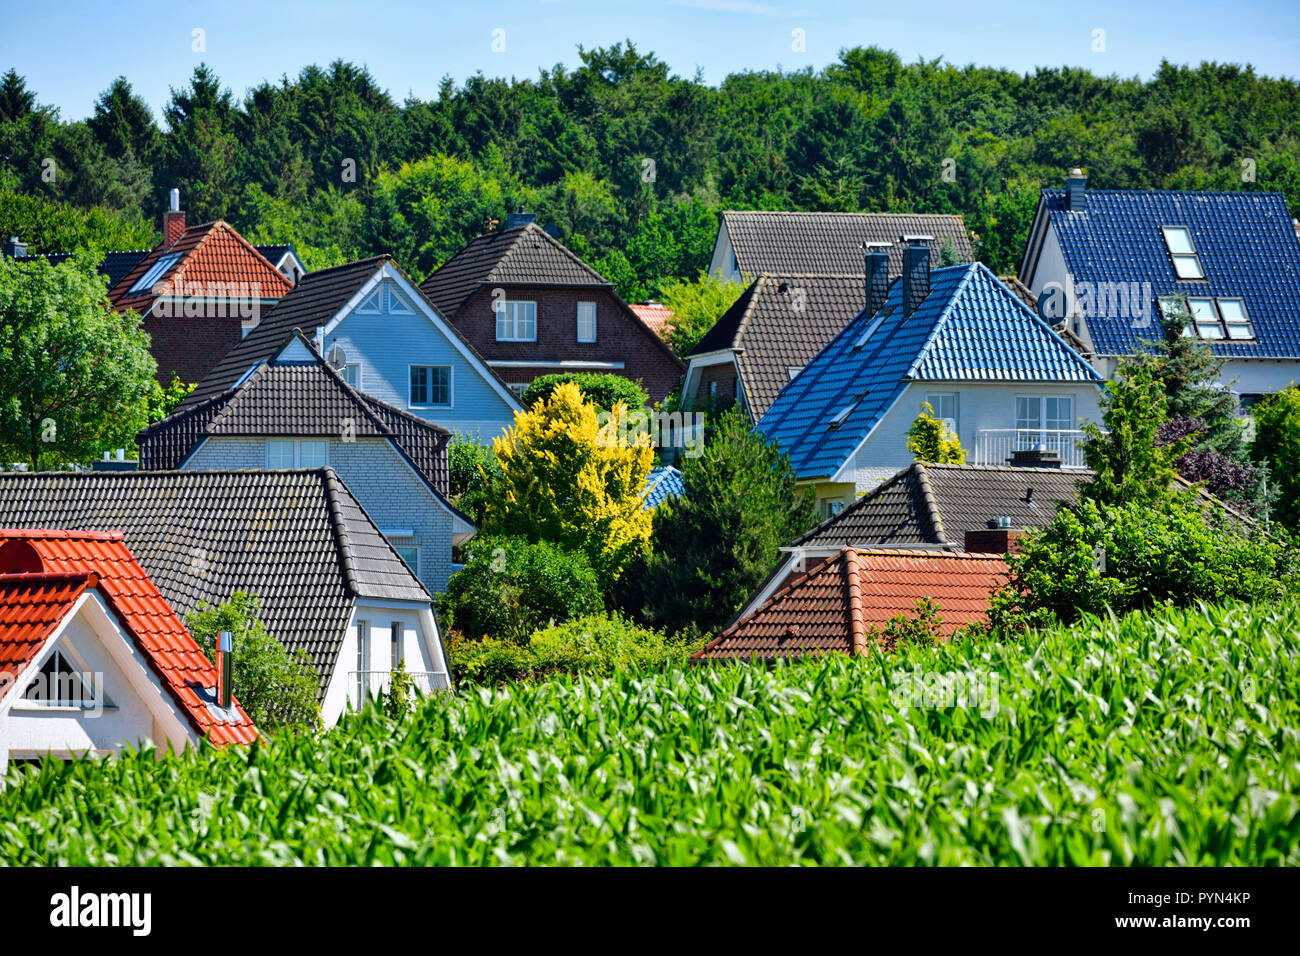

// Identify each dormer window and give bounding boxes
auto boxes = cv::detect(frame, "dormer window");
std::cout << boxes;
[1160,227,1205,280]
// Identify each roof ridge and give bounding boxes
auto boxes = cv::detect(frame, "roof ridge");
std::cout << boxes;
[843,548,867,656]
[903,263,981,380]
[317,468,361,597]
[725,210,966,220]
[913,462,948,544]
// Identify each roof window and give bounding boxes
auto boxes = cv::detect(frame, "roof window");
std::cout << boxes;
[1160,227,1205,280]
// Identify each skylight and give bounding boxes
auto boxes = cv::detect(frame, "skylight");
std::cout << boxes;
[853,309,891,349]
[127,253,181,295]
[1159,295,1254,341]
[1217,299,1254,340]
[1187,298,1223,339]
[827,391,868,428]
[1160,227,1205,280]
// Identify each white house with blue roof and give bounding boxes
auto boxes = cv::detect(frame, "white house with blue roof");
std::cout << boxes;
[1020,170,1300,402]
[757,240,1103,517]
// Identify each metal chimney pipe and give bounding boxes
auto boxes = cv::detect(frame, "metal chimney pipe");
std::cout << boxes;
[216,630,233,708]
[169,188,180,213]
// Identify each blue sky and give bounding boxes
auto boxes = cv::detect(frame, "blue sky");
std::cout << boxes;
[2,0,1297,121]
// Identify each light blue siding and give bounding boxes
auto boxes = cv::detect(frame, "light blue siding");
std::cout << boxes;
[321,280,519,443]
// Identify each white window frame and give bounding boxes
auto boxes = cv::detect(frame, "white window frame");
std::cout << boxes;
[341,363,362,388]
[495,300,537,342]
[577,301,597,343]
[926,393,959,435]
[391,621,404,670]
[1160,226,1205,280]
[267,440,327,469]
[409,364,452,408]
[356,620,371,704]
[1217,298,1254,340]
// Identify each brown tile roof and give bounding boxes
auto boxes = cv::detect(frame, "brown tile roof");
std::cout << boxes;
[999,275,1038,313]
[796,463,1088,549]
[689,273,868,419]
[419,223,609,318]
[138,332,456,507]
[0,470,430,700]
[109,220,292,316]
[629,302,675,338]
[694,548,1007,661]
[721,210,974,278]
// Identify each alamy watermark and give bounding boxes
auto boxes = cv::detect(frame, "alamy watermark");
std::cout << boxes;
[889,665,1001,718]
[1038,273,1154,328]
[150,280,264,324]
[596,405,706,458]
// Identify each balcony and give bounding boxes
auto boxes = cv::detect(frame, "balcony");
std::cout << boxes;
[349,670,451,707]
[972,429,1090,469]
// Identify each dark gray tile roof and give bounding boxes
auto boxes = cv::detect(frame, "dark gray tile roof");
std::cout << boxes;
[722,211,974,278]
[139,335,454,502]
[795,463,1087,548]
[0,469,430,699]
[690,274,868,419]
[179,256,392,409]
[419,223,609,317]
[15,249,151,289]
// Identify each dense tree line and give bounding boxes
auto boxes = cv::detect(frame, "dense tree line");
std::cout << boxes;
[3,43,1299,296]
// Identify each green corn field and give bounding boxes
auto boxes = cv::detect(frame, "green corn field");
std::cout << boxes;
[2,599,1298,865]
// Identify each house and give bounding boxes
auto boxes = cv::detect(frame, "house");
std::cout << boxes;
[682,273,868,421]
[176,255,523,443]
[137,330,474,597]
[706,210,974,284]
[251,243,308,286]
[1019,170,1300,402]
[693,548,1007,663]
[739,461,1082,618]
[756,240,1104,517]
[0,529,257,774]
[418,212,685,403]
[0,470,450,727]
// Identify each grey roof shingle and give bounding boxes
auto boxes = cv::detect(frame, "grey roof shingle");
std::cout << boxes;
[138,334,455,503]
[14,249,152,289]
[419,222,610,317]
[721,211,974,278]
[178,256,392,409]
[689,274,868,419]
[795,463,1087,548]
[0,469,430,699]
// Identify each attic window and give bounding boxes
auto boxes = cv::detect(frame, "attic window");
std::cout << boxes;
[1217,299,1254,340]
[127,253,181,294]
[1160,227,1205,280]
[827,391,867,428]
[853,309,890,349]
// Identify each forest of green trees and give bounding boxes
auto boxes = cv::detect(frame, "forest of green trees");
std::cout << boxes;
[3,43,1298,299]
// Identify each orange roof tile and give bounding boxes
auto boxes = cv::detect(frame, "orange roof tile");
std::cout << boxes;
[629,302,675,338]
[694,548,1008,662]
[109,220,293,316]
[0,529,258,744]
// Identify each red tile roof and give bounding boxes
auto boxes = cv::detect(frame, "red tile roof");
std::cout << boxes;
[629,302,675,338]
[109,220,293,316]
[694,548,1008,662]
[0,529,258,745]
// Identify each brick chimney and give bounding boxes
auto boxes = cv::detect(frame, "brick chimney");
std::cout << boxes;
[1066,168,1087,212]
[901,235,933,319]
[863,241,890,316]
[162,188,186,246]
[964,527,1023,554]
[506,206,536,230]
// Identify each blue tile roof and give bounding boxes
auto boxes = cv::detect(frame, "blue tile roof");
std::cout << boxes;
[756,262,1101,479]
[643,466,684,509]
[1042,189,1300,358]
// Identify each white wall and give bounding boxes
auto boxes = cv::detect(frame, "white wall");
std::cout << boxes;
[1,594,194,774]
[707,223,740,283]
[318,602,448,727]
[842,381,1103,494]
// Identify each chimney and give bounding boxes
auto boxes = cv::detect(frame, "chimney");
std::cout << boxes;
[964,527,1023,554]
[216,630,233,709]
[862,241,890,316]
[1066,168,1087,212]
[2,236,27,258]
[1007,447,1064,468]
[162,188,185,246]
[900,235,933,319]
[506,206,535,230]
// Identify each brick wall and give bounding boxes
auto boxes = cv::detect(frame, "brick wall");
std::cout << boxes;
[182,436,457,596]
[452,285,684,403]
[143,310,244,385]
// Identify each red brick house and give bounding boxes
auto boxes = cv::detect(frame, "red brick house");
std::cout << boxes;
[109,193,293,384]
[419,214,684,403]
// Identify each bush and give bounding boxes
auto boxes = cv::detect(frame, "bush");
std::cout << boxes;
[989,491,1300,629]
[449,613,697,685]
[906,402,965,463]
[1252,386,1300,529]
[521,373,648,412]
[447,434,502,524]
[186,591,321,732]
[439,535,603,643]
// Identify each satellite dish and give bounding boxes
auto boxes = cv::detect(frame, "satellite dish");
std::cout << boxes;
[327,344,346,368]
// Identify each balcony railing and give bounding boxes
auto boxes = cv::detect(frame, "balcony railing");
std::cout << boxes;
[972,429,1090,469]
[349,670,451,706]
